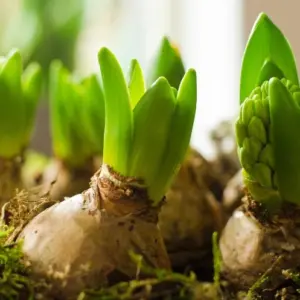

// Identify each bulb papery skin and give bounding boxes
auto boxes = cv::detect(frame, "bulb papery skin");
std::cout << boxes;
[158,149,224,272]
[220,205,300,293]
[18,165,170,299]
[236,78,300,204]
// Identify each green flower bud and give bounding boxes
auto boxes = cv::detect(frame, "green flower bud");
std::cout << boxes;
[253,97,269,126]
[236,78,300,200]
[242,137,262,169]
[259,144,275,169]
[248,116,267,144]
[241,98,254,125]
[252,162,272,188]
[235,120,247,148]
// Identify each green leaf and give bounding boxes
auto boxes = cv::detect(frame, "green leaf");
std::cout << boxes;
[49,61,91,166]
[98,48,133,175]
[129,77,175,190]
[0,49,22,91]
[269,78,300,204]
[240,13,298,104]
[81,74,105,155]
[49,61,72,161]
[171,87,178,98]
[0,49,24,157]
[128,59,145,109]
[150,69,197,204]
[146,36,185,89]
[257,58,285,86]
[22,62,42,145]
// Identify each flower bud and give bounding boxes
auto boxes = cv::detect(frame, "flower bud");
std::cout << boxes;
[236,78,300,198]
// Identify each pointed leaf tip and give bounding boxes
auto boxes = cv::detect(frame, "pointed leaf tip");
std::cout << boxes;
[162,36,172,48]
[177,69,197,100]
[257,59,285,85]
[256,12,270,24]
[240,12,298,104]
[6,48,21,60]
[147,37,185,89]
[149,69,197,203]
[151,76,172,93]
[128,58,145,108]
[98,47,132,174]
[98,47,115,65]
[0,48,22,80]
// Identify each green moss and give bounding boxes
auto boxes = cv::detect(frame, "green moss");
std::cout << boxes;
[212,232,221,288]
[78,253,198,300]
[0,225,35,299]
[247,270,269,299]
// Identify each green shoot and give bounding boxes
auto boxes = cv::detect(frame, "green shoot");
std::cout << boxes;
[98,48,197,203]
[98,48,133,175]
[129,77,175,189]
[257,58,284,86]
[236,12,300,206]
[0,49,42,158]
[240,12,298,104]
[269,78,300,205]
[146,36,185,89]
[80,75,105,155]
[49,61,104,167]
[128,59,145,109]
[149,69,197,203]
[22,62,43,146]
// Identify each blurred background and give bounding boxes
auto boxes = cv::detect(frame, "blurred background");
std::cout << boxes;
[0,0,298,159]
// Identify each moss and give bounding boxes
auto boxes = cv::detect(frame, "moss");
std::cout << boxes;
[212,231,221,288]
[247,275,269,300]
[78,252,199,300]
[0,225,34,299]
[0,188,56,299]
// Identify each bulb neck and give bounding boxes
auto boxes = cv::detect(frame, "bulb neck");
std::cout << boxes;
[86,164,163,222]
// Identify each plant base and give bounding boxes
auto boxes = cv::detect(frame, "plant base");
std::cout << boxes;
[220,195,300,298]
[16,165,170,299]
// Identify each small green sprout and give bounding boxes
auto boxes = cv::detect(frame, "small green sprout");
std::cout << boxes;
[146,36,185,89]
[127,59,146,109]
[240,12,298,104]
[49,61,105,168]
[0,49,42,158]
[236,12,300,208]
[98,48,197,204]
